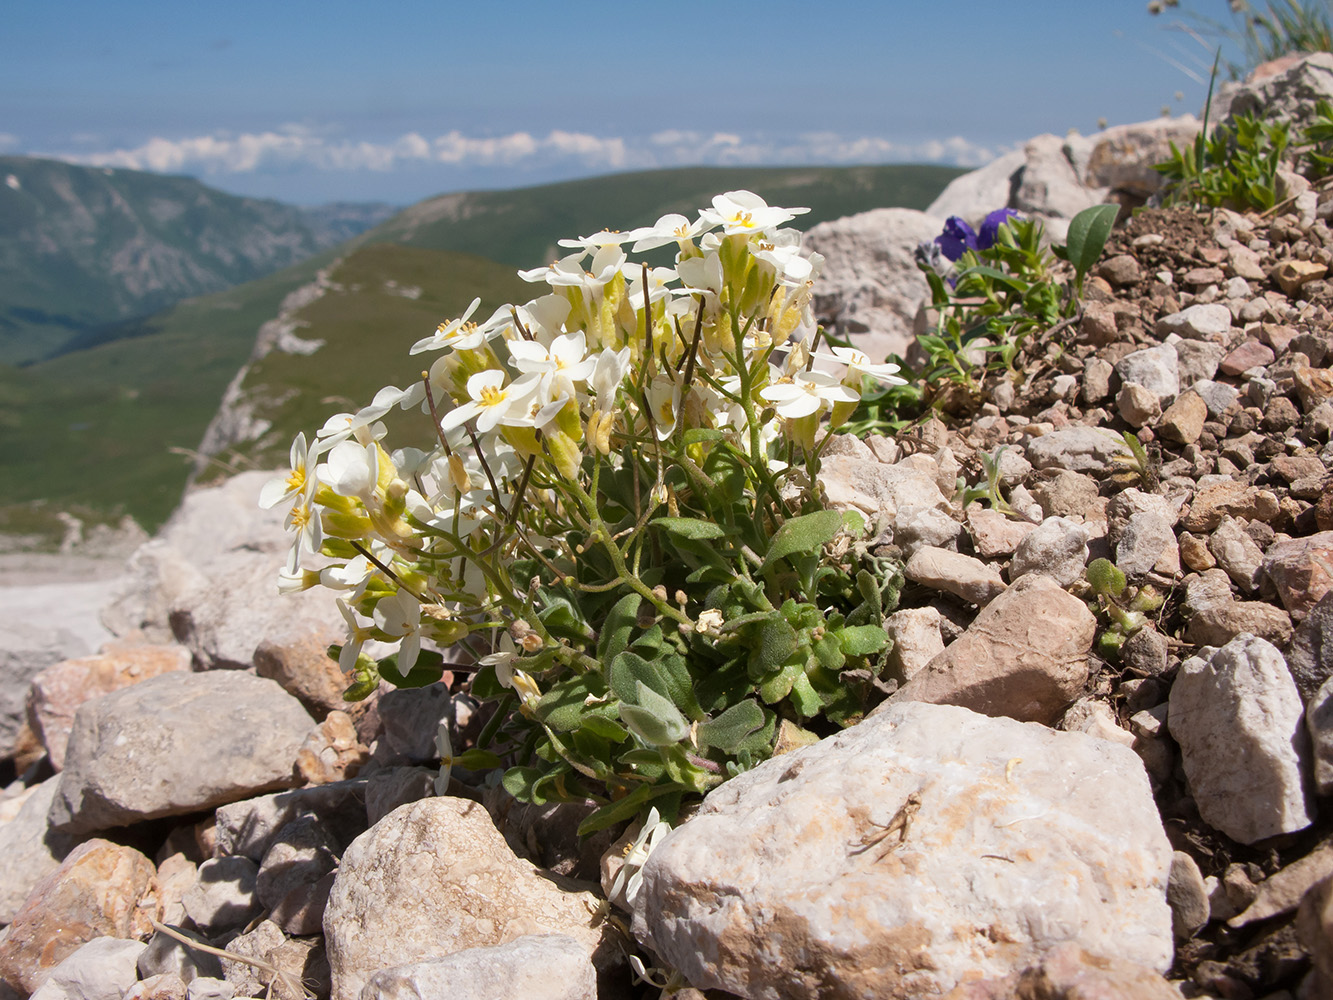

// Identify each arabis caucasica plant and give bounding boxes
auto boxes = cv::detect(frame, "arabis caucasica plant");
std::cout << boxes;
[264,190,907,833]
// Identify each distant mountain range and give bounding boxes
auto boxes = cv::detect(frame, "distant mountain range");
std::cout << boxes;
[0,161,965,534]
[0,156,395,364]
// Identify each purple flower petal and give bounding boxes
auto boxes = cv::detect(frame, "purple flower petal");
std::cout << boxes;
[935,216,978,262]
[978,208,1020,250]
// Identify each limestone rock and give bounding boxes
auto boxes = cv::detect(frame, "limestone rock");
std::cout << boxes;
[1309,676,1333,796]
[358,934,597,1000]
[221,920,325,1000]
[939,943,1184,1000]
[816,456,949,532]
[1209,517,1266,594]
[1262,531,1333,621]
[1115,344,1180,404]
[0,839,156,995]
[0,774,78,924]
[323,797,621,1000]
[635,701,1173,1000]
[1117,512,1178,579]
[1169,634,1314,844]
[1009,516,1088,587]
[1180,481,1280,532]
[903,546,1006,606]
[182,857,261,935]
[213,779,367,861]
[926,149,1025,221]
[1025,427,1132,473]
[26,937,145,1000]
[804,208,944,362]
[888,574,1096,724]
[1289,591,1333,702]
[26,642,190,771]
[884,607,945,683]
[257,816,339,937]
[1184,600,1293,648]
[1155,303,1233,341]
[49,671,313,834]
[966,505,1035,558]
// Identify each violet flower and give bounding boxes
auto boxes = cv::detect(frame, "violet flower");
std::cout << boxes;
[934,208,1021,262]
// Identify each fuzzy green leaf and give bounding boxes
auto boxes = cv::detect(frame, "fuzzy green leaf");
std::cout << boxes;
[762,509,848,571]
[1064,204,1120,282]
[837,625,890,657]
[696,699,766,752]
[619,681,689,745]
[654,516,729,540]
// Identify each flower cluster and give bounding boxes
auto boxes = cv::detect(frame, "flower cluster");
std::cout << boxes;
[263,190,908,832]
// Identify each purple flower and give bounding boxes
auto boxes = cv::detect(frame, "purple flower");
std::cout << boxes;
[933,208,1022,262]
[934,217,978,262]
[978,208,1020,249]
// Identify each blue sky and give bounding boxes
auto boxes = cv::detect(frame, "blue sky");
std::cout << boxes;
[2,1,1230,206]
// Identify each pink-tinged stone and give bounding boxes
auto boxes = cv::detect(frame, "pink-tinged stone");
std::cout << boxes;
[965,503,1036,558]
[1220,339,1276,376]
[26,642,190,771]
[1272,258,1329,295]
[0,839,157,994]
[1262,532,1333,621]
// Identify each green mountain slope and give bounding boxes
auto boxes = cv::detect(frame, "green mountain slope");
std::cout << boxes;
[0,156,394,365]
[357,164,964,268]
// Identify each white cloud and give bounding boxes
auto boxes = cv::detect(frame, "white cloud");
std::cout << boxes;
[0,133,19,151]
[46,125,1001,178]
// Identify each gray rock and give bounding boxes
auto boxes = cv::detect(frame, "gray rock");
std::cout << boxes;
[363,767,435,828]
[1117,513,1178,579]
[1082,357,1114,403]
[884,608,945,683]
[220,920,324,1000]
[359,935,597,1000]
[893,506,963,556]
[1013,134,1100,219]
[1185,601,1293,648]
[1309,675,1333,797]
[888,574,1095,724]
[635,701,1173,999]
[1217,52,1333,131]
[0,619,91,761]
[1032,470,1102,519]
[903,546,1006,606]
[378,685,452,765]
[27,937,145,1000]
[816,456,950,534]
[256,817,338,937]
[323,798,622,1000]
[213,779,366,861]
[49,671,313,834]
[186,980,233,1000]
[1192,378,1241,417]
[1115,344,1180,404]
[1168,852,1211,941]
[1174,340,1226,385]
[1154,303,1234,341]
[1169,634,1315,844]
[1209,517,1266,594]
[1026,427,1132,473]
[0,775,78,924]
[138,927,224,984]
[182,857,261,935]
[1289,591,1333,703]
[1117,382,1161,427]
[1008,516,1089,588]
[804,208,944,362]
[1123,626,1171,677]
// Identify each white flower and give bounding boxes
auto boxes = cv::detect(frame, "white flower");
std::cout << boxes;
[750,229,813,285]
[557,229,640,251]
[507,331,596,400]
[760,370,859,418]
[699,190,809,236]
[646,375,681,440]
[626,265,678,311]
[374,589,423,673]
[608,807,672,906]
[259,433,314,509]
[319,555,375,601]
[813,346,909,387]
[410,297,484,354]
[439,370,541,434]
[590,346,631,410]
[337,598,377,673]
[319,440,379,501]
[629,213,708,252]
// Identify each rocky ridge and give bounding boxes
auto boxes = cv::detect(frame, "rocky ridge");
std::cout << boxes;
[1,55,1333,1000]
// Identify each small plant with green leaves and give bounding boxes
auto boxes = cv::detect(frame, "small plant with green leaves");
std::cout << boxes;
[1084,557,1167,660]
[1156,107,1291,210]
[263,191,911,839]
[1109,430,1162,492]
[958,446,1021,519]
[913,204,1118,403]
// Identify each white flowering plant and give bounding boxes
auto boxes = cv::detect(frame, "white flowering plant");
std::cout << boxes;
[265,191,907,833]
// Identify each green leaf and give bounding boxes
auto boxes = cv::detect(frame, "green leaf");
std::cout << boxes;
[377,649,446,689]
[581,716,629,743]
[609,650,670,704]
[619,681,689,745]
[789,671,824,718]
[695,699,765,752]
[837,625,890,657]
[758,661,801,704]
[1086,557,1127,598]
[1064,204,1120,282]
[454,748,502,770]
[749,615,801,678]
[761,509,847,571]
[501,766,549,804]
[681,428,725,447]
[597,593,641,663]
[654,516,729,540]
[536,674,608,732]
[576,782,678,837]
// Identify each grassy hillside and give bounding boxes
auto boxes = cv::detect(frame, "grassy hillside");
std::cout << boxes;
[358,164,965,269]
[0,155,393,365]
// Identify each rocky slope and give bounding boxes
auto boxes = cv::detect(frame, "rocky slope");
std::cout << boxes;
[1,55,1332,1000]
